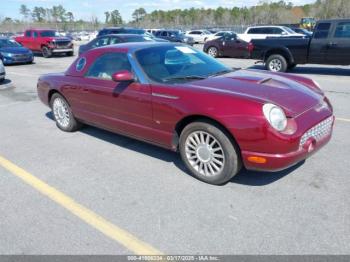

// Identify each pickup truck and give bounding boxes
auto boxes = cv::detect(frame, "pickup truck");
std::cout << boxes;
[250,19,350,72]
[15,29,74,58]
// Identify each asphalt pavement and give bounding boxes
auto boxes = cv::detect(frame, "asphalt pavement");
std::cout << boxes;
[0,44,349,255]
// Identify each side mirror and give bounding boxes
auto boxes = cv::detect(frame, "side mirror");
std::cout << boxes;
[281,31,287,35]
[112,70,135,82]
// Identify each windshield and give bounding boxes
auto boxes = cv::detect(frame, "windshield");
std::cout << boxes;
[135,45,232,83]
[40,31,58,37]
[0,39,21,48]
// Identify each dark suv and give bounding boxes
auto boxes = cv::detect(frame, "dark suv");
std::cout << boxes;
[154,30,194,45]
[97,27,145,37]
[97,27,168,43]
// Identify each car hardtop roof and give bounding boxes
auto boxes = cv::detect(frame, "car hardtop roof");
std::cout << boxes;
[247,25,285,28]
[98,33,147,38]
[101,27,144,30]
[96,41,184,52]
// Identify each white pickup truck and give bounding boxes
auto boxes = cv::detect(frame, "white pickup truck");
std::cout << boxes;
[238,26,304,42]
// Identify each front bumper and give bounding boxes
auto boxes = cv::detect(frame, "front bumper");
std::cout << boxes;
[242,115,334,171]
[52,48,73,53]
[0,72,5,80]
[3,55,34,65]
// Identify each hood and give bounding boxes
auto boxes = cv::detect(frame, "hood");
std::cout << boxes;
[0,46,31,54]
[187,69,323,117]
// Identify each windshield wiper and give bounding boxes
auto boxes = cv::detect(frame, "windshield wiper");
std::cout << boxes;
[209,69,234,77]
[163,75,207,82]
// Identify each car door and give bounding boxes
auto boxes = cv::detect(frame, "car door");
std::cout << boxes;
[308,22,332,64]
[326,21,350,65]
[80,52,153,138]
[22,30,33,49]
[32,31,40,51]
[221,34,248,58]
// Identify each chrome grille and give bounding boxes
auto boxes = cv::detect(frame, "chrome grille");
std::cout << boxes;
[300,116,333,148]
[55,41,71,48]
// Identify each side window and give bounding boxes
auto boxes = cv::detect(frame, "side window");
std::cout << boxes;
[92,37,109,48]
[314,23,331,39]
[161,31,168,37]
[248,28,263,34]
[272,28,283,34]
[85,53,131,80]
[25,31,31,37]
[334,22,350,38]
[110,37,122,45]
[263,28,274,34]
[33,32,38,38]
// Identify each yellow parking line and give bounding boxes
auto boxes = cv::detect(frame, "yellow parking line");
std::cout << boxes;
[0,155,162,255]
[336,117,350,123]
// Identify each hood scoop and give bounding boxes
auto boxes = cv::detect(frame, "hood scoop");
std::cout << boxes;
[229,75,291,89]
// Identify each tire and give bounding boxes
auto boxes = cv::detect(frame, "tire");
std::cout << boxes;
[179,121,241,185]
[42,46,52,58]
[288,63,297,70]
[67,51,74,56]
[50,93,82,132]
[207,46,219,58]
[0,78,4,83]
[265,54,288,72]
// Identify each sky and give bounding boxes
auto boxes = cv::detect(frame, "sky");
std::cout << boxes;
[1,0,317,22]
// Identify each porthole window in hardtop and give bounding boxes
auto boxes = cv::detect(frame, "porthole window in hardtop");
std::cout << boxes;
[76,57,86,72]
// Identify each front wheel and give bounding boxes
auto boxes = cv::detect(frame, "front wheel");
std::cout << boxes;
[42,46,52,58]
[265,54,287,72]
[179,121,241,185]
[50,93,82,132]
[207,46,219,58]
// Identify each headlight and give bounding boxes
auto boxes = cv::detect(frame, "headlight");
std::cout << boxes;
[263,103,287,131]
[2,52,12,57]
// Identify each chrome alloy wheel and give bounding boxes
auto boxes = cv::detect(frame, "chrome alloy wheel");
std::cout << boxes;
[185,131,225,176]
[269,59,282,72]
[52,97,70,128]
[208,47,218,57]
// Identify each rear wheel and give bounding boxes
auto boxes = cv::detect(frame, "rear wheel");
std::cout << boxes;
[207,46,219,58]
[266,54,287,72]
[50,93,82,132]
[179,121,241,185]
[42,46,52,58]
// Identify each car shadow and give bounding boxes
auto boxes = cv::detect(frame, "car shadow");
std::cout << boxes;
[45,111,301,187]
[0,79,13,89]
[247,64,350,76]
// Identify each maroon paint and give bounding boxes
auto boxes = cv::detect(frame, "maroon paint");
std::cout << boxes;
[37,45,334,172]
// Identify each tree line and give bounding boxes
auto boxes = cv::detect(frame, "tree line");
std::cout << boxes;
[0,0,349,32]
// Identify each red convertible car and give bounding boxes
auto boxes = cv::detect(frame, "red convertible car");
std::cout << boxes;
[37,42,334,185]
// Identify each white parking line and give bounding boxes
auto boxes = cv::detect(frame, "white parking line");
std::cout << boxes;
[336,117,350,123]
